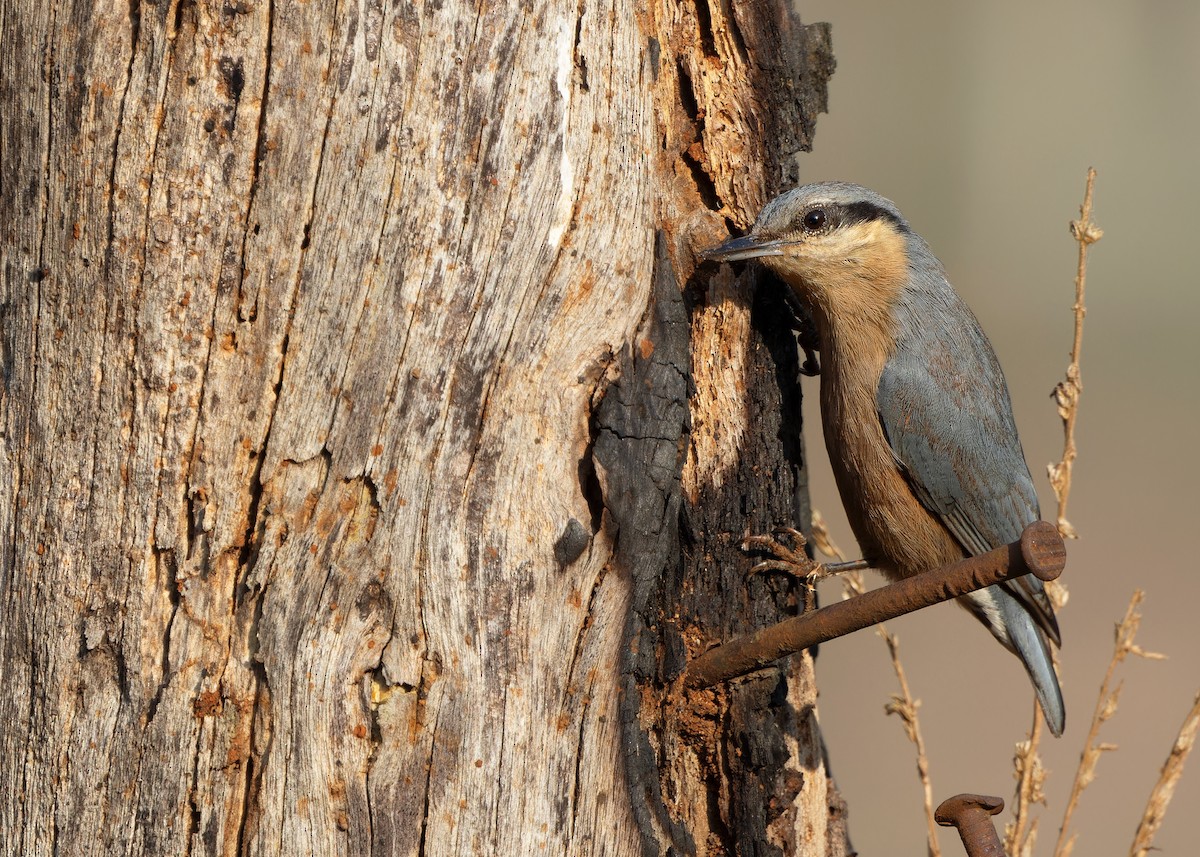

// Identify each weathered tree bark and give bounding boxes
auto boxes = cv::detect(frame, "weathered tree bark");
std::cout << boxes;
[0,1,838,855]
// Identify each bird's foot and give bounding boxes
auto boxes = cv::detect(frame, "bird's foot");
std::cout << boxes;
[742,529,874,611]
[793,299,822,376]
[742,527,827,587]
[767,278,822,377]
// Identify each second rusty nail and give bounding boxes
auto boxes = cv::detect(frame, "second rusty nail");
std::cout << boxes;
[935,793,1005,857]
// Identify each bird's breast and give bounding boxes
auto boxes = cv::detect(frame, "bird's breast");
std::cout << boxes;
[819,339,964,580]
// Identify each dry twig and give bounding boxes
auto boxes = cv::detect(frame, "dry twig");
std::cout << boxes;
[1128,690,1200,857]
[881,628,939,857]
[1010,172,1103,852]
[809,509,847,566]
[1051,590,1165,857]
[1047,168,1102,540]
[811,510,941,857]
[1005,702,1047,857]
[1039,173,1098,788]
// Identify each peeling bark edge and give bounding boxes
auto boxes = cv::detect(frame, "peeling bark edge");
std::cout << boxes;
[593,232,693,856]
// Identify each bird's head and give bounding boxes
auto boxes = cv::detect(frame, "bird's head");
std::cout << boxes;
[704,182,915,328]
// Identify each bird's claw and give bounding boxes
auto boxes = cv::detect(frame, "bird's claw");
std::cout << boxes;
[799,346,821,377]
[742,528,826,584]
[774,282,822,377]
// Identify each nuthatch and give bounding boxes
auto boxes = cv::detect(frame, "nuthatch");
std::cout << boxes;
[705,182,1065,735]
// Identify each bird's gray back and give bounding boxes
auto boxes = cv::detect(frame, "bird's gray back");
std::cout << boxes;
[876,235,1040,553]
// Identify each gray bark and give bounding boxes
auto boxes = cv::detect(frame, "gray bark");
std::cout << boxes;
[0,0,839,854]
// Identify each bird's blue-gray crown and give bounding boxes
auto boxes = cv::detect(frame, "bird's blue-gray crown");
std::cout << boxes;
[756,182,909,237]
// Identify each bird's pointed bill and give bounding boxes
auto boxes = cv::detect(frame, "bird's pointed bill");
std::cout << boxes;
[702,234,788,262]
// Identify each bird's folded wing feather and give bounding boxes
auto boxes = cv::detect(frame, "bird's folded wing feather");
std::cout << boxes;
[876,307,1061,645]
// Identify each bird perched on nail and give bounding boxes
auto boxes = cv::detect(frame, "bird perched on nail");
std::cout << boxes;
[704,182,1065,736]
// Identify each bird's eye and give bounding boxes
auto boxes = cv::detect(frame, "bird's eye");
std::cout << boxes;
[802,209,827,231]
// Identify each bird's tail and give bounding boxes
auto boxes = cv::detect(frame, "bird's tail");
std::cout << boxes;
[970,584,1066,736]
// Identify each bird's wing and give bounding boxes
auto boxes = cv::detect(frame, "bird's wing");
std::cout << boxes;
[876,299,1061,645]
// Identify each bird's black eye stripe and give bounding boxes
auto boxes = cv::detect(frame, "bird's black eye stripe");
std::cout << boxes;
[841,200,909,232]
[790,199,909,236]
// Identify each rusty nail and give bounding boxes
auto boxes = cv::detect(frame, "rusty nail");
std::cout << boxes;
[935,793,1005,857]
[684,520,1065,689]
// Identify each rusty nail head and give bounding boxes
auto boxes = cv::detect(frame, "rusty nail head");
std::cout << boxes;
[1020,520,1067,581]
[935,794,1005,857]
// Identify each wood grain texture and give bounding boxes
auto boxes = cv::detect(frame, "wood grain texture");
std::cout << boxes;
[0,0,840,854]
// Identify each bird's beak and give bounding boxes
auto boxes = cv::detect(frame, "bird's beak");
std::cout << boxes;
[701,234,788,262]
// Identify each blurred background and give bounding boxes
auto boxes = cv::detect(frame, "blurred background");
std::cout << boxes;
[793,1,1200,853]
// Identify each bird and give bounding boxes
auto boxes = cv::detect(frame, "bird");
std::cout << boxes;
[703,181,1065,736]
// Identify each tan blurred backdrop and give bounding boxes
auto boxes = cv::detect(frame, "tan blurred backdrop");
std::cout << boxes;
[792,1,1200,853]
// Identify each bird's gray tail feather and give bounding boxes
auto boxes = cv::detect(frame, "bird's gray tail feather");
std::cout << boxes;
[993,584,1066,737]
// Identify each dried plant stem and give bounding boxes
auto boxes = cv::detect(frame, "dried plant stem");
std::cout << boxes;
[1052,590,1165,857]
[811,511,941,857]
[1128,690,1200,857]
[1010,169,1104,855]
[1005,701,1046,857]
[810,510,848,567]
[1048,168,1102,540]
[881,628,940,857]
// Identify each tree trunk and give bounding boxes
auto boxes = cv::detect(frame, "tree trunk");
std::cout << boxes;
[0,1,838,855]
